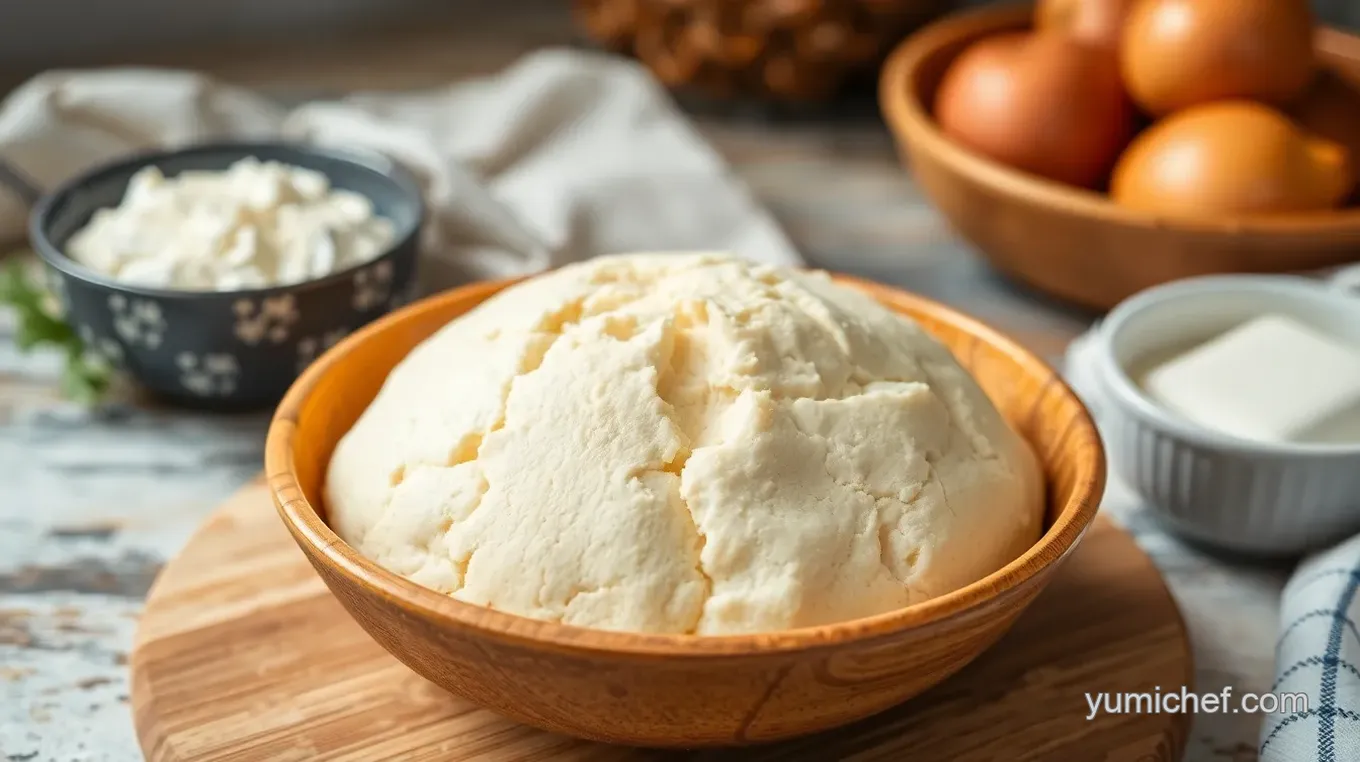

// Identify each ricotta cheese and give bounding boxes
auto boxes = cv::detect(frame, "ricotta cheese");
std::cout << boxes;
[66,157,396,291]
[326,254,1043,635]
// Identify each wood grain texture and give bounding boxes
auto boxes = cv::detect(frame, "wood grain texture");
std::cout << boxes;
[257,274,1104,747]
[880,4,1360,310]
[131,478,1191,761]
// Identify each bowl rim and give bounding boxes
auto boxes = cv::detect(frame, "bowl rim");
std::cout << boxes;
[28,140,426,300]
[1093,273,1360,457]
[879,3,1360,237]
[265,270,1106,658]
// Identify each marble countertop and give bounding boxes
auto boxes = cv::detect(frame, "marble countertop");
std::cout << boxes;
[0,12,1289,762]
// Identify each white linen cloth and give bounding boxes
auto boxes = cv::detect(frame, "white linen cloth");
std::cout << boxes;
[0,47,801,289]
[1064,268,1360,762]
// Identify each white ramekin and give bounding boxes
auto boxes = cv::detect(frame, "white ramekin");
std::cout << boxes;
[1090,269,1360,556]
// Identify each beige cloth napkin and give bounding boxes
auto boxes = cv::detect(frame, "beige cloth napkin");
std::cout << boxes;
[0,48,801,288]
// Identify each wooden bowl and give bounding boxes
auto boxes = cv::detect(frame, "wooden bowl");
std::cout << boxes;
[265,273,1105,747]
[880,4,1360,311]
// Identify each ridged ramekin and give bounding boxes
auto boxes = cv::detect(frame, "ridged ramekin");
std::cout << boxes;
[1090,272,1360,556]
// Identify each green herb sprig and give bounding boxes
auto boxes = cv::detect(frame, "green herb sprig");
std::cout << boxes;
[0,261,112,404]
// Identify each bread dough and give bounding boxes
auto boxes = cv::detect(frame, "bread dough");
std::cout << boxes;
[326,254,1043,635]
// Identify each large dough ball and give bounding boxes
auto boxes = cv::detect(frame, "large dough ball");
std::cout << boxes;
[326,254,1043,635]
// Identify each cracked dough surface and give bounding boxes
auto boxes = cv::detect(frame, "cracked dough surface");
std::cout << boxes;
[325,253,1043,635]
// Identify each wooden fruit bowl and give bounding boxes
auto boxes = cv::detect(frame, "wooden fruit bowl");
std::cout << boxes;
[264,272,1104,747]
[881,4,1360,311]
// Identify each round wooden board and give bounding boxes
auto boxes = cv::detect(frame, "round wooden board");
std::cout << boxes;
[131,479,1193,762]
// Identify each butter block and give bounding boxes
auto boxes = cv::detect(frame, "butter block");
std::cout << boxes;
[1140,314,1360,445]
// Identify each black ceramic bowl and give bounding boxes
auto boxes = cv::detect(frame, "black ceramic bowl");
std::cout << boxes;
[30,142,423,410]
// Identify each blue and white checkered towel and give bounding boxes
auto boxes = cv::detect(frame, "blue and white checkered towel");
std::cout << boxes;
[1261,537,1360,762]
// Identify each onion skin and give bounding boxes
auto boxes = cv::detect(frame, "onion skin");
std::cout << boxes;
[1036,0,1137,52]
[1120,0,1315,117]
[935,32,1133,189]
[1291,71,1360,199]
[1111,101,1352,217]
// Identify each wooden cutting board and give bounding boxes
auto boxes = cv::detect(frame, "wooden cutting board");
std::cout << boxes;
[130,480,1193,761]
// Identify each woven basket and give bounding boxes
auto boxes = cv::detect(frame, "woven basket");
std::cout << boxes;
[574,0,955,102]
